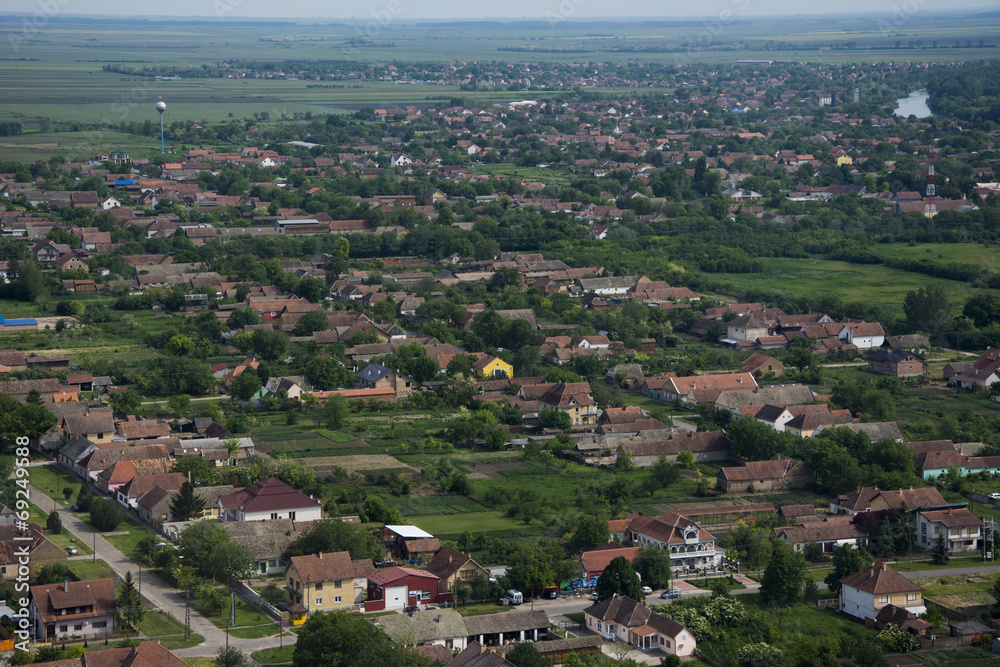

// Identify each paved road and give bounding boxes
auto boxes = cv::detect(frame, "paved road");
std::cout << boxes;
[27,477,293,658]
[899,564,1000,579]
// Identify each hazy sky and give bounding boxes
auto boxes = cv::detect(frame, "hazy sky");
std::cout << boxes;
[35,0,999,20]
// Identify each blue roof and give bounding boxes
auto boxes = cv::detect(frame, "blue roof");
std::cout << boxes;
[114,179,135,185]
[3,318,37,326]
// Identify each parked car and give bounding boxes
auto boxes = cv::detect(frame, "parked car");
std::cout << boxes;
[641,586,653,595]
[660,589,681,599]
[590,592,599,601]
[65,547,77,555]
[403,605,420,613]
[70,505,79,512]
[543,590,558,599]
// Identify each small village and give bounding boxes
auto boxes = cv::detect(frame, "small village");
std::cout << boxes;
[0,54,999,667]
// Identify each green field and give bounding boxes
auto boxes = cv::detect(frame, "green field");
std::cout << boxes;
[137,611,205,650]
[710,256,982,312]
[410,511,537,535]
[876,242,1000,273]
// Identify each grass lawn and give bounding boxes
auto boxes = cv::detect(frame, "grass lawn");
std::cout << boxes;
[912,572,999,606]
[137,610,205,650]
[453,601,507,616]
[195,594,276,631]
[183,659,217,667]
[410,511,535,535]
[25,501,94,555]
[228,624,280,639]
[96,517,156,558]
[67,558,115,582]
[251,645,296,664]
[30,464,81,506]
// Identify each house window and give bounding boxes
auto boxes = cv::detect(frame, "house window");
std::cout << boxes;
[289,511,296,520]
[315,582,323,591]
[596,620,602,632]
[446,639,453,649]
[334,580,342,589]
[288,578,294,587]
[335,596,342,603]
[59,625,67,633]
[271,513,279,520]
[315,598,322,605]
[74,624,83,631]
[878,595,889,604]
[93,621,107,629]
[420,591,431,600]
[906,593,917,602]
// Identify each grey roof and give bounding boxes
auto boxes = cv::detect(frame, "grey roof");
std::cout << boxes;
[462,610,549,636]
[219,516,312,560]
[59,435,97,463]
[839,422,903,442]
[715,385,815,409]
[377,609,468,644]
[356,363,393,383]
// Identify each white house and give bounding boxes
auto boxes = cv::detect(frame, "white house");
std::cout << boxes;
[839,563,924,621]
[573,335,611,350]
[619,512,721,574]
[838,322,885,349]
[217,476,322,522]
[390,153,412,167]
[100,196,121,210]
[584,596,696,657]
[916,507,982,555]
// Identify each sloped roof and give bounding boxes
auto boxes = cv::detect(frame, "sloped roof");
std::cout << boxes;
[841,563,921,596]
[289,551,373,583]
[584,596,687,638]
[919,507,983,528]
[218,476,321,513]
[580,547,640,574]
[774,516,863,544]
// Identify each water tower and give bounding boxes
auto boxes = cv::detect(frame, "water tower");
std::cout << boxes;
[155,99,166,154]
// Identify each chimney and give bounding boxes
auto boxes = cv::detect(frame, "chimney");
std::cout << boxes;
[319,552,323,559]
[63,580,69,592]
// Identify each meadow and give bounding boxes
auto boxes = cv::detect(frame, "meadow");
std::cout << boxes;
[709,256,983,312]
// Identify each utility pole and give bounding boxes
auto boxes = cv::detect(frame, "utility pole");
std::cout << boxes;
[185,589,190,641]
[93,530,96,563]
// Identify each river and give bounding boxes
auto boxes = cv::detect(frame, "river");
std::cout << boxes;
[895,90,932,119]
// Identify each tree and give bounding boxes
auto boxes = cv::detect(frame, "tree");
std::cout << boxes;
[169,480,206,521]
[109,389,142,419]
[172,456,218,486]
[306,357,354,391]
[824,543,873,594]
[284,519,384,561]
[293,310,329,337]
[90,497,126,531]
[650,455,681,488]
[117,571,144,628]
[877,623,919,653]
[35,562,73,585]
[537,408,571,431]
[963,292,1000,328]
[633,545,672,589]
[322,394,350,429]
[215,647,253,667]
[903,285,951,342]
[760,543,807,607]
[506,643,551,667]
[227,308,259,330]
[230,370,263,402]
[571,514,610,551]
[46,510,62,534]
[251,328,290,361]
[595,555,642,602]
[726,416,791,461]
[931,534,950,565]
[292,609,431,667]
[76,485,93,512]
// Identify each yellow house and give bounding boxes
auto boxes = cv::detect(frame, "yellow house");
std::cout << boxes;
[60,413,115,445]
[836,154,853,166]
[285,552,374,622]
[472,354,513,380]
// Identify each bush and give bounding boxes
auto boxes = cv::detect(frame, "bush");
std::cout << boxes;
[46,510,62,534]
[90,498,126,532]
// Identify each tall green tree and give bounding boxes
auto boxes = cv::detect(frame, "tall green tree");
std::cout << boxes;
[214,647,252,667]
[90,497,126,531]
[931,534,950,565]
[903,285,951,342]
[571,514,610,551]
[117,571,145,627]
[595,555,642,602]
[824,543,873,594]
[760,543,808,607]
[633,545,672,589]
[169,480,206,521]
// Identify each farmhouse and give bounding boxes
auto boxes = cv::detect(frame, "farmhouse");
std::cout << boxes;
[218,476,322,522]
[583,596,696,656]
[285,551,374,614]
[839,563,924,621]
[868,350,925,377]
[717,456,813,493]
[30,578,116,641]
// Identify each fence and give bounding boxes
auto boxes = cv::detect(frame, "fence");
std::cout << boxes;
[233,581,283,621]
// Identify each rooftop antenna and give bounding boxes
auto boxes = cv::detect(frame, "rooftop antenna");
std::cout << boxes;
[925,151,936,217]
[155,99,166,154]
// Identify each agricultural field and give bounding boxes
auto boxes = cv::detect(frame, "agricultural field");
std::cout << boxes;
[876,242,1000,274]
[709,256,983,313]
